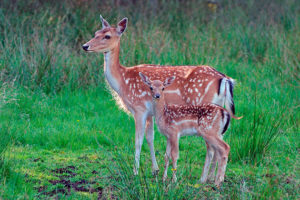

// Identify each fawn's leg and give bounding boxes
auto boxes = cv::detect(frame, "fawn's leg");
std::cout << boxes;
[133,112,147,175]
[170,135,179,182]
[207,150,217,182]
[145,116,159,175]
[200,141,215,183]
[214,138,230,187]
[208,134,224,181]
[163,139,171,181]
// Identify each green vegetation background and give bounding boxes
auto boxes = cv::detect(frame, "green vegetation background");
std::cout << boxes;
[0,0,299,199]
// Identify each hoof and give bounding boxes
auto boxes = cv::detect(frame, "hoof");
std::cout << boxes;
[152,169,159,176]
[133,168,138,176]
[214,182,221,188]
[172,176,177,183]
[214,178,223,188]
[200,177,207,184]
[207,177,215,183]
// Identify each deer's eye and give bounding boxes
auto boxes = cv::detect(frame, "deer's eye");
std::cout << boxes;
[150,87,153,91]
[104,35,111,39]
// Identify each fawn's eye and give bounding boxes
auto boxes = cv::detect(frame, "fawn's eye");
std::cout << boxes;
[150,87,153,91]
[162,88,165,91]
[104,35,111,39]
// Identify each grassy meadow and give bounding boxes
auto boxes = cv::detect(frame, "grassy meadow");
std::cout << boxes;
[0,0,299,199]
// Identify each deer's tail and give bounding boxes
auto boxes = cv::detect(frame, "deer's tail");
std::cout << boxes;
[224,78,243,120]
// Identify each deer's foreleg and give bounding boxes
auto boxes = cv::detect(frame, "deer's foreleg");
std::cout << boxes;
[133,112,147,175]
[163,139,171,181]
[145,116,159,175]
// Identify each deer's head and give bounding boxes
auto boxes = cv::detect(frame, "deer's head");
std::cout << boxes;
[82,15,127,53]
[139,72,175,100]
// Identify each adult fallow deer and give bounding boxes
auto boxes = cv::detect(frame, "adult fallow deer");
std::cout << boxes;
[82,15,237,176]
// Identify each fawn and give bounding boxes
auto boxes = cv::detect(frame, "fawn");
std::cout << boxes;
[139,72,241,186]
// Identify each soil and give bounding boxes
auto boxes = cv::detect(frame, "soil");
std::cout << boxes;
[37,165,104,199]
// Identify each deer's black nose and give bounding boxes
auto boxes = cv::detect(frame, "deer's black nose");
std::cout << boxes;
[82,45,89,51]
[155,94,160,99]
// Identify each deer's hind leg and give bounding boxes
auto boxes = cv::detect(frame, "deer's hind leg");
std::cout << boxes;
[202,134,230,187]
[170,134,179,182]
[200,141,215,183]
[214,138,230,187]
[207,151,217,182]
[207,135,223,182]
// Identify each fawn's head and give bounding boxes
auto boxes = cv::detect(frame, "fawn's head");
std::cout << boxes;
[139,72,175,100]
[82,15,127,53]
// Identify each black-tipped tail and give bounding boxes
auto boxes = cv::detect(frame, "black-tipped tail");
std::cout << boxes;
[222,112,231,135]
[224,79,236,116]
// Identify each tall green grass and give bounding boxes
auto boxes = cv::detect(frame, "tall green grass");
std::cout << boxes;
[0,83,16,176]
[228,97,287,164]
[0,0,299,92]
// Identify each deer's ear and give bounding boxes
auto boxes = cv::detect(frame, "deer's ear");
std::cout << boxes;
[117,18,128,35]
[164,76,176,87]
[139,72,151,87]
[100,15,110,28]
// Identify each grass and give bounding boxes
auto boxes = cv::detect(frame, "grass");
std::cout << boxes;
[0,0,299,199]
[0,84,298,199]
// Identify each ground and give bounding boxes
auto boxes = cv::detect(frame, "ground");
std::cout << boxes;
[0,88,298,199]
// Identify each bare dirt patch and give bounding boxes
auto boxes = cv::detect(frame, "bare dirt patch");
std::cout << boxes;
[38,165,103,198]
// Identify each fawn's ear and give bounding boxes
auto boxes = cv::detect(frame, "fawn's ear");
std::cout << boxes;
[163,76,176,87]
[100,15,110,28]
[116,17,128,35]
[139,72,151,87]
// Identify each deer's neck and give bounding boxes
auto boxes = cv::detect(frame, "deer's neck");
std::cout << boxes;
[103,43,125,94]
[153,98,166,124]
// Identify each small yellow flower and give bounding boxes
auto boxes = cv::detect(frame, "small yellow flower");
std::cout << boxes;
[171,168,177,172]
[207,1,218,13]
[91,155,98,160]
[188,183,202,188]
[77,120,80,122]
[48,16,53,24]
